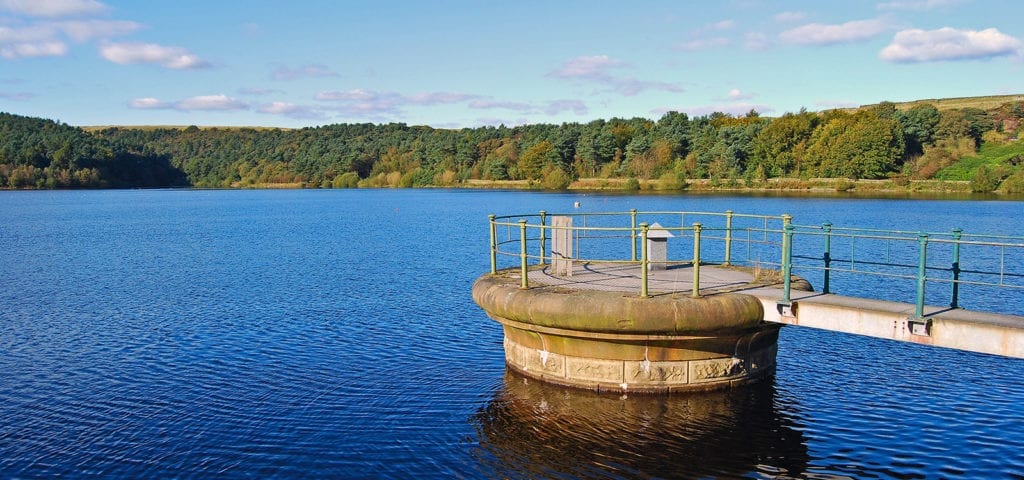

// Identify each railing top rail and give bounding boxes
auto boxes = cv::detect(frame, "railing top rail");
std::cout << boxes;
[793,223,1024,242]
[492,210,788,223]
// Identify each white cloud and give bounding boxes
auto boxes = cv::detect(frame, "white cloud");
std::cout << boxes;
[257,101,326,120]
[0,24,66,58]
[0,0,107,17]
[724,89,755,101]
[174,94,246,111]
[271,63,339,81]
[100,42,210,69]
[128,97,170,109]
[880,27,1023,63]
[780,18,892,45]
[0,17,138,60]
[1,40,66,59]
[129,94,247,111]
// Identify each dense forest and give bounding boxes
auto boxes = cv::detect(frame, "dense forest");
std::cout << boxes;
[3,98,1024,192]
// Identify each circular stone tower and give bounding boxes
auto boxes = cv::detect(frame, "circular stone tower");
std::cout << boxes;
[472,270,783,394]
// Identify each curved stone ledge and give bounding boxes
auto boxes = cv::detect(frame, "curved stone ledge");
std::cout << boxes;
[472,274,765,335]
[473,271,785,393]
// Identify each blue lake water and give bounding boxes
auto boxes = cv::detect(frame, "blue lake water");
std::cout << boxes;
[1,189,1022,479]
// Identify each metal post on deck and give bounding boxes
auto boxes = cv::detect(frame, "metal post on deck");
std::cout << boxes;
[640,222,650,298]
[631,209,638,262]
[538,211,547,265]
[951,228,962,309]
[692,223,702,298]
[781,223,794,305]
[822,222,832,294]
[519,219,529,289]
[724,210,733,266]
[916,233,929,318]
[489,215,497,274]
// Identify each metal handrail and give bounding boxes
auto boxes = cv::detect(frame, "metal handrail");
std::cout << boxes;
[488,210,1023,317]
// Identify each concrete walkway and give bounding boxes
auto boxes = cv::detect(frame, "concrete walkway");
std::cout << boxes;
[522,262,1024,359]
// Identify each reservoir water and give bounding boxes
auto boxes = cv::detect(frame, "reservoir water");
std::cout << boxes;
[1,189,1022,479]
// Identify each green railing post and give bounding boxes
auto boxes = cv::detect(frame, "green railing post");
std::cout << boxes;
[539,210,547,265]
[631,209,638,262]
[724,210,733,266]
[915,233,929,318]
[781,223,794,305]
[692,223,702,298]
[640,222,649,298]
[519,219,529,289]
[822,222,832,294]
[951,228,962,309]
[489,214,497,274]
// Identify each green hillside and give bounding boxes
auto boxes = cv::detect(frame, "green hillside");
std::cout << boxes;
[3,93,1023,193]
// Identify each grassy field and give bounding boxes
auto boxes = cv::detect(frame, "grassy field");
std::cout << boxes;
[80,125,291,132]
[859,94,1024,112]
[936,140,1024,181]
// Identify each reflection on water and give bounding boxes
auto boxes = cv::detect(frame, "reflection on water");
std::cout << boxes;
[471,370,809,479]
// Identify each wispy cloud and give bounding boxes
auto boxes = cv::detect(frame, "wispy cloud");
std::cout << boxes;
[128,94,247,111]
[238,87,280,96]
[744,32,773,51]
[880,27,1023,63]
[543,100,587,116]
[721,88,755,101]
[673,37,732,52]
[100,42,210,69]
[312,87,589,122]
[0,0,107,18]
[876,0,962,11]
[549,55,683,96]
[56,20,141,41]
[0,90,33,100]
[549,55,624,78]
[468,99,533,112]
[314,88,482,118]
[774,11,807,23]
[257,101,326,120]
[271,63,339,81]
[780,18,892,46]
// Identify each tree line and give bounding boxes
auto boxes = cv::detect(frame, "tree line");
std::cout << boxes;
[2,100,1022,190]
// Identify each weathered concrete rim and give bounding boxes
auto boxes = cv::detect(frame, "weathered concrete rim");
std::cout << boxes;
[472,272,766,335]
[491,315,725,341]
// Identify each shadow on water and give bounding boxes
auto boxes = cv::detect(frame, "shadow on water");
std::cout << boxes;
[469,369,810,479]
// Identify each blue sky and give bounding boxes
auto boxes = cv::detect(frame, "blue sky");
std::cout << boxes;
[1,0,1022,128]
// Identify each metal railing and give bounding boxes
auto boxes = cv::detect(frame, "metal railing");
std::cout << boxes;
[488,210,1024,317]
